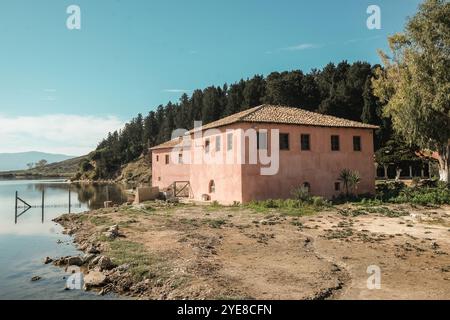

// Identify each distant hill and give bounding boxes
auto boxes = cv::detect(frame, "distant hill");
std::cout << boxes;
[0,151,75,171]
[0,155,87,179]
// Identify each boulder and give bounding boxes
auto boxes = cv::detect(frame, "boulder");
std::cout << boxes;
[117,264,130,272]
[98,256,115,271]
[44,257,53,264]
[87,245,100,254]
[82,253,97,264]
[103,225,120,240]
[53,256,70,266]
[66,256,83,266]
[78,242,89,251]
[83,271,107,290]
[89,255,102,269]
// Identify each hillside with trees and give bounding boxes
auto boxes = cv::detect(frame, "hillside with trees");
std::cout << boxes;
[77,60,414,181]
[0,155,87,179]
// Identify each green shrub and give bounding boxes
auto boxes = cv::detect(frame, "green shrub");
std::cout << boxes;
[291,186,311,202]
[311,196,330,207]
[246,196,330,216]
[375,181,450,205]
[376,181,406,201]
[411,177,421,186]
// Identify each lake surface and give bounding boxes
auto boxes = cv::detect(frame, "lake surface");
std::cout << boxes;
[0,179,128,300]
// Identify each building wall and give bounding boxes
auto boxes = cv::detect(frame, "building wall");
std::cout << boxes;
[188,124,244,204]
[152,122,376,204]
[151,127,244,204]
[238,123,376,202]
[151,149,190,190]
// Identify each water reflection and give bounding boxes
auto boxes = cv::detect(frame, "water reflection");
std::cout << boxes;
[0,179,127,299]
[1,179,129,235]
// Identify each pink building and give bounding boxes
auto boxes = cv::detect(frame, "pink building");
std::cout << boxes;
[151,105,378,204]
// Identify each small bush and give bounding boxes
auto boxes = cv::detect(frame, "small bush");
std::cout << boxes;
[376,181,406,201]
[210,200,221,207]
[312,196,328,207]
[411,177,421,186]
[291,186,311,202]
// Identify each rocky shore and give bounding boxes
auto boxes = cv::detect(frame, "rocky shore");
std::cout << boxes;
[51,215,153,298]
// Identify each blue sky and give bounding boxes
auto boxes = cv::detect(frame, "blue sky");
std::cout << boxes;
[0,0,422,155]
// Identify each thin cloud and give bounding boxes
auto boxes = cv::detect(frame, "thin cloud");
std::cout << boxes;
[0,114,124,156]
[163,89,192,93]
[280,43,320,51]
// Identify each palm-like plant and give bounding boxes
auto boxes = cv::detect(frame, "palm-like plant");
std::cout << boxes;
[339,169,352,197]
[348,171,361,194]
[339,169,361,197]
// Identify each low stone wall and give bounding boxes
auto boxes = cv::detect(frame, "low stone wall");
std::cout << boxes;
[134,187,159,203]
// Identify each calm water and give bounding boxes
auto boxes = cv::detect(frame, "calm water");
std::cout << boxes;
[0,179,128,300]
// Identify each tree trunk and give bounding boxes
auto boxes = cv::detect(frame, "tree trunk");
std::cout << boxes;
[437,143,450,183]
[395,167,402,181]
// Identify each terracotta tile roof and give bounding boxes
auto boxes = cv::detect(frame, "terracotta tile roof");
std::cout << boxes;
[151,104,378,149]
[190,104,379,132]
[150,136,191,150]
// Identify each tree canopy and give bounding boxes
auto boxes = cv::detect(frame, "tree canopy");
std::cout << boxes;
[372,0,450,181]
[89,61,389,179]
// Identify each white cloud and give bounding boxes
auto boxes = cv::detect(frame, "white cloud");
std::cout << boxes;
[0,114,125,156]
[280,43,320,51]
[163,89,191,93]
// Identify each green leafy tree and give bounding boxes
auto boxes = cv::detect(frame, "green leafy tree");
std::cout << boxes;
[372,0,450,182]
[375,135,421,180]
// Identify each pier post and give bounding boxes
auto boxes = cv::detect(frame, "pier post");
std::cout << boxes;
[42,190,45,223]
[15,191,18,224]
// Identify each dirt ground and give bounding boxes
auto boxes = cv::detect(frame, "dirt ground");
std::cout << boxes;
[56,202,450,300]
